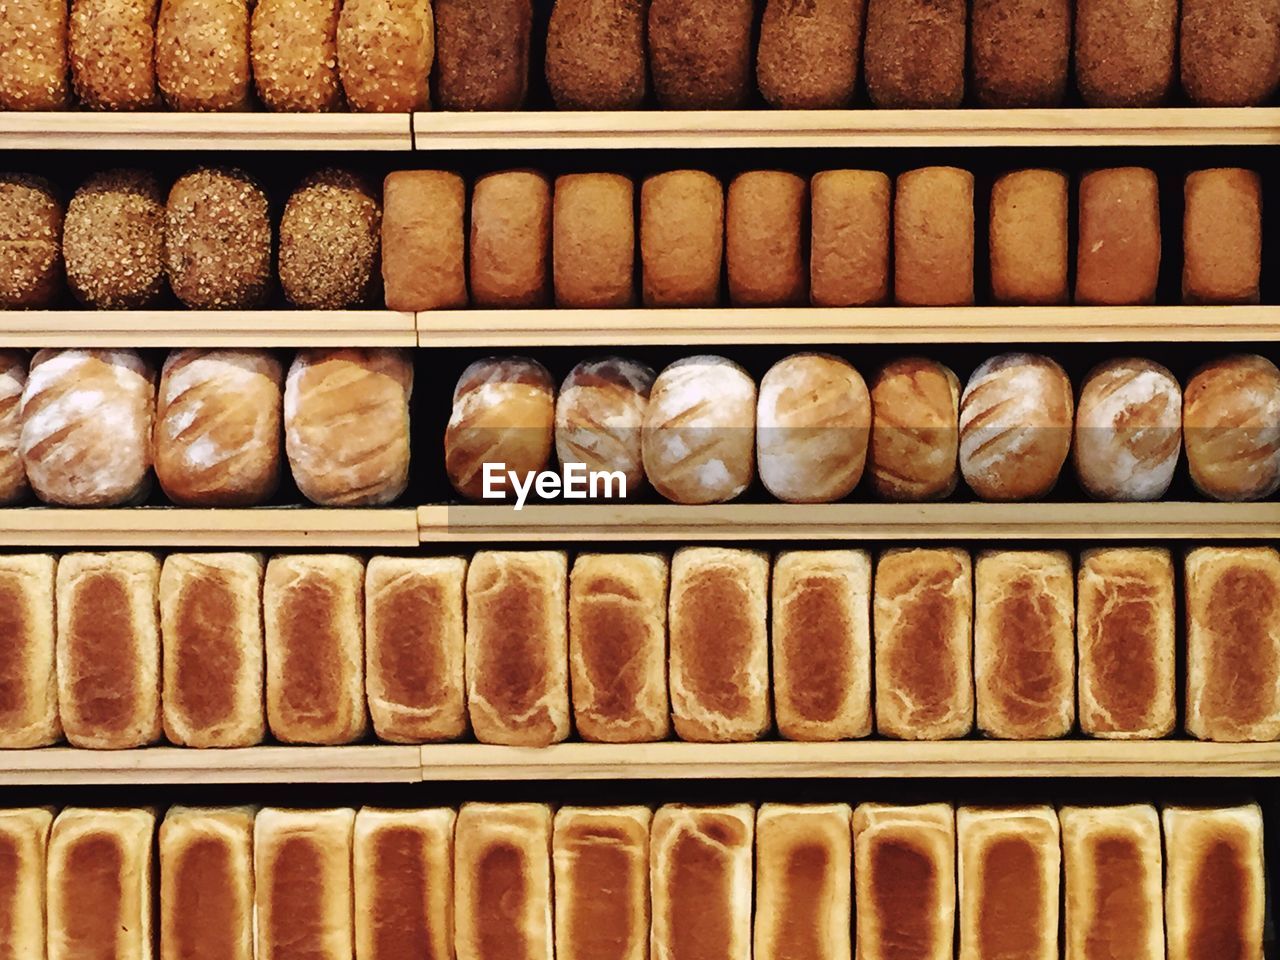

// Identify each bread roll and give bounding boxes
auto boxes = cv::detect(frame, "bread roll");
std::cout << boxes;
[555,357,654,497]
[0,808,53,958]
[957,806,1060,960]
[264,555,366,744]
[156,0,252,111]
[1060,805,1164,960]
[446,356,554,502]
[641,171,724,307]
[642,356,756,505]
[989,169,1069,305]
[365,556,468,743]
[0,555,58,748]
[1186,546,1280,741]
[757,353,870,504]
[250,0,342,111]
[160,807,255,960]
[853,804,955,960]
[757,0,862,109]
[0,173,63,309]
[154,349,284,507]
[868,358,960,501]
[895,167,974,307]
[971,0,1069,106]
[1181,0,1280,106]
[280,169,382,310]
[354,808,455,960]
[48,808,155,960]
[727,171,807,307]
[1077,548,1176,739]
[553,174,636,308]
[755,804,852,960]
[553,807,651,960]
[433,0,532,110]
[69,0,159,109]
[1183,168,1263,305]
[466,551,570,746]
[651,805,754,960]
[1184,354,1280,502]
[1075,167,1162,305]
[0,351,29,505]
[810,170,890,308]
[470,170,552,308]
[864,0,965,107]
[1075,0,1176,105]
[338,0,433,112]
[546,0,647,110]
[381,170,468,312]
[255,808,355,960]
[0,0,69,109]
[64,169,165,309]
[959,353,1073,501]
[1163,804,1266,960]
[648,0,752,108]
[454,803,553,960]
[874,548,973,740]
[160,553,266,748]
[285,348,413,507]
[669,547,769,742]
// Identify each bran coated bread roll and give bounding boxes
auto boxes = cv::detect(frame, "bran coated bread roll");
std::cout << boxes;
[156,0,252,111]
[553,807,651,960]
[641,171,724,308]
[0,0,69,110]
[989,169,1069,305]
[280,169,382,309]
[64,169,166,310]
[971,0,1070,106]
[0,809,53,958]
[1181,0,1280,106]
[160,807,255,960]
[555,357,654,497]
[0,351,28,504]
[810,170,890,308]
[1075,0,1176,106]
[1076,167,1162,306]
[338,0,434,112]
[895,167,974,307]
[546,0,647,110]
[1183,168,1263,305]
[864,0,965,108]
[250,0,343,111]
[648,0,753,109]
[869,358,960,501]
[433,0,532,110]
[758,0,863,109]
[381,170,468,311]
[1183,354,1280,502]
[727,171,807,307]
[0,555,58,748]
[471,170,552,308]
[69,0,159,109]
[554,174,636,309]
[0,173,62,309]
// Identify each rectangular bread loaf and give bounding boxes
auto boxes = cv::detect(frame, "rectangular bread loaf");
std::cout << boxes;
[0,808,54,958]
[894,167,975,306]
[1075,167,1161,305]
[0,554,59,747]
[989,169,1069,305]
[810,170,891,307]
[160,806,255,960]
[1183,168,1263,304]
[381,171,468,311]
[553,806,651,960]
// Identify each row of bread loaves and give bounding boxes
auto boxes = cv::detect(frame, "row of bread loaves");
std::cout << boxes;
[0,800,1264,960]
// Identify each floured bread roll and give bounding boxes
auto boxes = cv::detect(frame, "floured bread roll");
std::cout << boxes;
[555,357,654,499]
[1184,354,1280,502]
[869,358,961,501]
[0,351,29,505]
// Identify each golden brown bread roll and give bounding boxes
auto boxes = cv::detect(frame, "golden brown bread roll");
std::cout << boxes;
[971,0,1070,106]
[0,173,63,309]
[727,171,808,307]
[553,174,636,309]
[433,0,532,110]
[864,0,965,107]
[338,0,434,112]
[1075,0,1177,106]
[648,0,753,108]
[0,0,69,110]
[470,170,552,309]
[160,553,266,748]
[0,351,29,505]
[156,0,252,111]
[154,349,284,507]
[874,548,973,740]
[810,170,890,308]
[895,167,974,307]
[381,170,468,312]
[1181,0,1280,106]
[0,808,53,958]
[285,348,413,507]
[280,169,382,310]
[250,0,343,111]
[989,169,1069,305]
[364,556,468,743]
[1075,167,1162,306]
[641,171,724,308]
[546,0,647,110]
[160,807,255,960]
[1183,168,1263,305]
[869,358,960,501]
[1183,354,1280,502]
[0,555,58,748]
[69,0,159,109]
[264,555,366,745]
[757,0,862,109]
[64,169,166,310]
[553,807,651,960]
[555,357,654,498]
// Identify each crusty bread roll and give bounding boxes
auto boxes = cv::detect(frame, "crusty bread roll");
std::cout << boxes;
[0,351,29,504]
[160,807,255,960]
[853,804,955,960]
[757,353,870,503]
[446,356,555,502]
[155,349,284,507]
[0,0,69,110]
[354,807,456,960]
[895,167,974,307]
[1075,167,1161,306]
[48,808,155,960]
[69,0,159,109]
[264,555,366,744]
[56,552,161,750]
[971,0,1070,106]
[156,0,252,111]
[957,806,1060,960]
[381,170,468,312]
[651,805,754,960]
[471,170,552,308]
[160,553,266,748]
[1186,546,1280,742]
[338,0,434,112]
[869,358,960,502]
[285,348,413,507]
[365,556,468,743]
[454,803,553,960]
[1184,354,1280,502]
[1077,548,1176,739]
[874,548,973,739]
[1059,805,1164,960]
[0,808,53,958]
[1181,0,1280,106]
[555,357,653,498]
[0,174,63,309]
[64,169,166,309]
[669,547,769,742]
[864,0,965,107]
[989,169,1069,305]
[255,808,355,960]
[250,0,343,111]
[553,807,651,960]
[1075,0,1176,106]
[0,555,58,748]
[1183,168,1263,305]
[773,551,871,741]
[757,0,862,109]
[433,0,532,110]
[810,170,890,308]
[959,353,1073,502]
[641,171,724,308]
[642,356,756,505]
[466,551,570,746]
[755,804,852,960]
[280,169,382,310]
[727,171,808,307]
[553,174,636,309]
[648,0,752,108]
[546,0,647,110]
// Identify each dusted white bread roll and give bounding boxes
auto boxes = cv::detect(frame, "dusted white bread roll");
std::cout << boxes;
[1184,354,1280,501]
[0,350,28,504]
[869,358,961,501]
[555,357,655,499]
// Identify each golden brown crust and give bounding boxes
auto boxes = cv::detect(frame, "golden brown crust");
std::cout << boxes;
[648,0,753,109]
[553,806,651,960]
[546,0,647,110]
[869,358,960,501]
[69,0,159,110]
[726,171,808,307]
[160,807,255,960]
[1181,0,1280,106]
[1076,167,1162,306]
[1183,354,1280,502]
[433,0,532,110]
[758,0,862,109]
[971,0,1070,106]
[1075,0,1177,106]
[810,170,890,308]
[64,170,165,310]
[0,174,62,310]
[989,169,1068,305]
[156,0,252,111]
[0,0,69,110]
[0,351,25,504]
[1183,168,1262,305]
[641,171,724,308]
[471,170,552,308]
[338,0,434,112]
[281,169,382,309]
[381,170,468,312]
[0,809,54,958]
[555,357,654,495]
[250,0,343,112]
[0,556,58,747]
[553,174,636,309]
[864,0,965,108]
[895,167,975,307]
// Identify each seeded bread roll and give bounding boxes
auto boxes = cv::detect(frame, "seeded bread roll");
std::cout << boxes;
[0,0,69,109]
[250,0,342,111]
[757,0,862,109]
[895,167,974,306]
[0,555,58,748]
[0,809,54,958]
[971,0,1070,106]
[1075,0,1176,105]
[64,169,165,310]
[727,171,807,307]
[433,0,532,110]
[69,0,159,109]
[167,167,271,310]
[0,351,28,505]
[1183,168,1263,305]
[1184,354,1280,501]
[1076,168,1161,306]
[641,171,724,308]
[810,170,890,307]
[554,807,652,960]
[0,174,62,310]
[338,0,434,112]
[381,170,468,312]
[648,0,753,109]
[160,807,255,960]
[546,0,647,110]
[280,169,382,309]
[989,169,1069,305]
[555,357,654,497]
[869,358,961,502]
[156,0,252,110]
[864,0,965,107]
[554,173,636,308]
[471,170,552,308]
[1181,0,1280,106]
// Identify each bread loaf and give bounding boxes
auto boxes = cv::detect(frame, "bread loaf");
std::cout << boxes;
[433,0,532,110]
[160,553,266,748]
[0,351,29,504]
[154,349,284,507]
[337,0,433,111]
[0,173,63,309]
[56,552,161,750]
[641,171,724,307]
[971,0,1070,106]
[853,804,955,960]
[989,169,1069,305]
[727,171,808,307]
[466,551,570,746]
[553,807,651,960]
[1183,168,1263,305]
[1184,354,1280,502]
[1181,0,1280,106]
[0,808,53,958]
[757,0,862,108]
[64,169,165,309]
[895,167,974,307]
[651,805,754,960]
[471,170,552,308]
[810,170,890,307]
[1075,0,1176,105]
[365,556,468,743]
[555,357,653,497]
[864,0,965,107]
[156,0,252,110]
[874,548,973,739]
[669,547,770,742]
[0,555,58,747]
[554,174,636,308]
[250,0,343,111]
[569,553,669,742]
[160,807,255,960]
[264,555,365,744]
[869,358,960,501]
[1075,167,1161,305]
[69,0,159,109]
[285,348,413,506]
[381,170,468,312]
[280,168,382,309]
[648,0,752,108]
[546,0,647,110]
[1077,548,1176,739]
[0,0,69,109]
[773,550,871,740]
